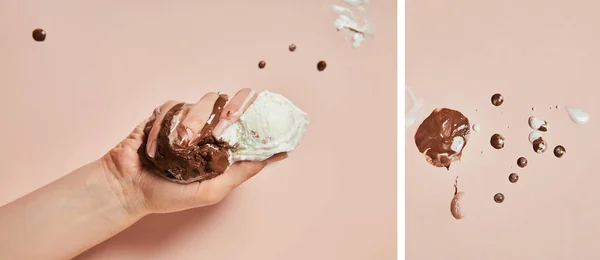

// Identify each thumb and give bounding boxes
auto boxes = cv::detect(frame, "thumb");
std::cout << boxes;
[220,152,289,189]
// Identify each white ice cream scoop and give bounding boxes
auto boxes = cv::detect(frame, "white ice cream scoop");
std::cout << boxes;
[219,90,309,162]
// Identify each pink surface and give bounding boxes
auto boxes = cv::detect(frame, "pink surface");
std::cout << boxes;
[407,0,600,259]
[0,0,396,259]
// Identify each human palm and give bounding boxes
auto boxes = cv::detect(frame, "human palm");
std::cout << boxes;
[101,89,286,216]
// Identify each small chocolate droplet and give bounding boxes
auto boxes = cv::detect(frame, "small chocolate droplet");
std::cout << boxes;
[490,133,505,149]
[289,44,296,52]
[517,157,527,168]
[258,60,266,69]
[554,145,566,158]
[509,173,519,183]
[494,193,505,203]
[317,61,327,71]
[32,28,46,42]
[532,107,536,111]
[491,93,504,106]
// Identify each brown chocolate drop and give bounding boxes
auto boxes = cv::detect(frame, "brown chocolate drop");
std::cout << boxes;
[317,61,327,71]
[509,173,519,183]
[289,44,296,52]
[494,193,505,203]
[517,157,527,168]
[414,108,471,169]
[491,93,504,106]
[554,145,566,158]
[532,137,547,154]
[32,28,46,42]
[258,61,266,69]
[490,133,505,149]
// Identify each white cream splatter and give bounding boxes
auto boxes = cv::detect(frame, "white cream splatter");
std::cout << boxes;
[332,1,372,48]
[405,88,424,129]
[472,124,481,132]
[566,107,590,125]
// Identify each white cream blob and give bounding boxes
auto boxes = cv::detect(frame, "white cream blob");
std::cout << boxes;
[528,131,542,144]
[566,107,590,125]
[331,0,372,48]
[450,136,465,153]
[472,124,481,132]
[528,116,548,131]
[219,91,309,162]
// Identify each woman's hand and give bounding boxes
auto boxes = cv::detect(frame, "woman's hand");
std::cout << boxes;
[101,88,287,217]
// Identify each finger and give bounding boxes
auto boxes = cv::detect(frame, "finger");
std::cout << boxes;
[185,153,288,207]
[212,88,258,136]
[178,92,221,145]
[222,152,289,189]
[147,100,181,158]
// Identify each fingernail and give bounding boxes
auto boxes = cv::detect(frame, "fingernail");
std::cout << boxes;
[212,119,230,136]
[148,141,157,158]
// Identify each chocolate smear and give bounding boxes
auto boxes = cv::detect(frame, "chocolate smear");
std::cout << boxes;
[138,95,232,184]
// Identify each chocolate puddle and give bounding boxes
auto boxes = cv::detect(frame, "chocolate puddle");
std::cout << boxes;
[414,108,470,169]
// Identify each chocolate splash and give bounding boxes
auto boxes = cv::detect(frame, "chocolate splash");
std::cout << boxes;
[138,95,232,184]
[414,108,470,169]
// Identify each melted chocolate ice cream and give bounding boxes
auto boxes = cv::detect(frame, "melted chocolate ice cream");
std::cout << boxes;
[138,95,232,184]
[414,108,470,169]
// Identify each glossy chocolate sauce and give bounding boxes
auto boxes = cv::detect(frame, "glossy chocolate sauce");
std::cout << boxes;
[138,95,232,183]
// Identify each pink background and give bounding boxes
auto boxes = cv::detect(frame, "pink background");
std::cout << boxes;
[0,0,396,259]
[407,0,600,259]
